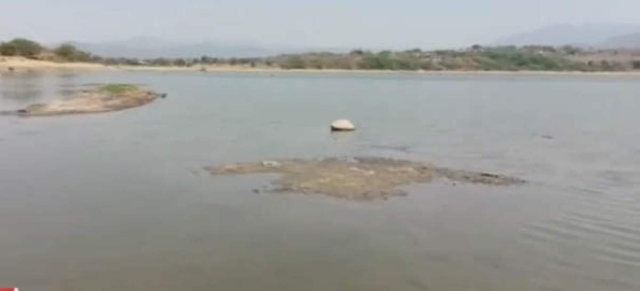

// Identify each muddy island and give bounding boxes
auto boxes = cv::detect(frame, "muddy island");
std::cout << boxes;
[7,84,164,116]
[206,157,526,201]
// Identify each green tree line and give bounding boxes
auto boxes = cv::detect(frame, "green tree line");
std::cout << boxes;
[2,38,638,72]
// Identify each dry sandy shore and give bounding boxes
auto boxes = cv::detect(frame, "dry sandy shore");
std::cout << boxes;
[206,157,526,201]
[3,56,640,76]
[0,56,108,71]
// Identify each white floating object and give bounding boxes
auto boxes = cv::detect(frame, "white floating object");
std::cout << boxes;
[262,161,282,168]
[331,119,356,131]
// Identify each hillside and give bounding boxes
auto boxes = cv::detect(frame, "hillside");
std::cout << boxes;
[494,23,640,47]
[601,32,640,49]
[65,37,331,58]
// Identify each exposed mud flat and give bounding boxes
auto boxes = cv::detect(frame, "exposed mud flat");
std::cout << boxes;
[206,157,526,200]
[2,84,163,116]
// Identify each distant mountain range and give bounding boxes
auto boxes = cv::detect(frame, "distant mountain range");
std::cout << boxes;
[65,24,640,59]
[600,32,640,49]
[494,23,640,48]
[67,37,326,59]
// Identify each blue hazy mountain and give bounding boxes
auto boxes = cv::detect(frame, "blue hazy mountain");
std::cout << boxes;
[493,23,640,47]
[68,37,292,58]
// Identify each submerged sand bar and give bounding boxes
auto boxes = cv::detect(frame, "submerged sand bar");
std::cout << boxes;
[6,84,163,116]
[206,157,526,200]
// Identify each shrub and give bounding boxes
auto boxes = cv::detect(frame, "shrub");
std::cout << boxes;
[0,42,18,56]
[53,44,92,62]
[0,38,43,57]
[173,58,187,66]
[281,56,306,69]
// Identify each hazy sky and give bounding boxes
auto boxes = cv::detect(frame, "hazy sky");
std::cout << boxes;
[1,0,638,48]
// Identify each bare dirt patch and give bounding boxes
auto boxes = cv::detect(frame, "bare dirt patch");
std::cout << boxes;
[206,157,525,201]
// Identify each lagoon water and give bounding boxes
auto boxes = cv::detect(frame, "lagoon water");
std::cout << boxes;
[1,71,639,291]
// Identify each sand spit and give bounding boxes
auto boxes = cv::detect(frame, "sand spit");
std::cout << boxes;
[206,157,525,200]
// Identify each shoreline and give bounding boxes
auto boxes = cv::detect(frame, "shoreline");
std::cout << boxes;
[3,57,640,76]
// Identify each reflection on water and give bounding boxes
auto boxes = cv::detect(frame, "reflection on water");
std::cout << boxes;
[330,131,354,145]
[56,73,82,98]
[1,72,45,105]
[0,72,639,291]
[56,88,79,98]
[0,72,83,109]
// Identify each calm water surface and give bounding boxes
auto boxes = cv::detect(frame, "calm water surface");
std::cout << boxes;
[0,71,639,291]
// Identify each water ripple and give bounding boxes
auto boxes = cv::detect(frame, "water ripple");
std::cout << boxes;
[521,179,640,278]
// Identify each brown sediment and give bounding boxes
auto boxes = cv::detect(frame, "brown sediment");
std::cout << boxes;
[12,84,163,116]
[205,157,526,201]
